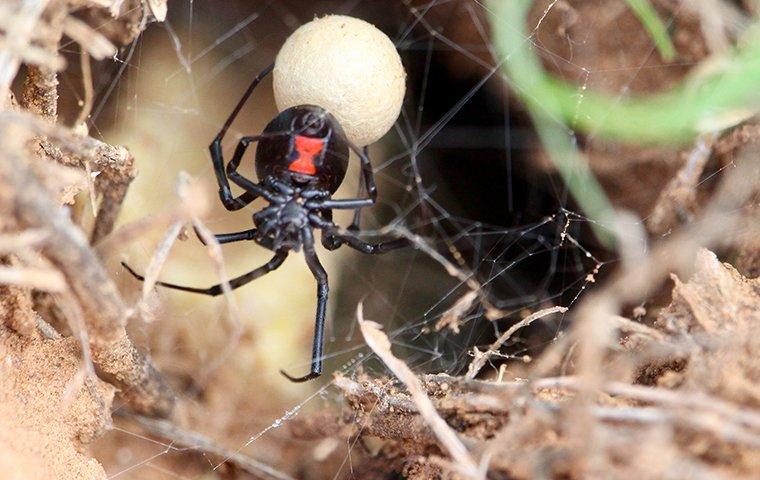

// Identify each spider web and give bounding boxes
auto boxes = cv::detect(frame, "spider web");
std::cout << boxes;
[72,0,681,478]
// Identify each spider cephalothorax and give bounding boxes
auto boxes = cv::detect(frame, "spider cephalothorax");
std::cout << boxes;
[123,63,408,382]
[251,178,329,252]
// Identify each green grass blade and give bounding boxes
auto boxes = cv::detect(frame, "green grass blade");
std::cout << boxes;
[625,0,676,61]
[488,0,760,145]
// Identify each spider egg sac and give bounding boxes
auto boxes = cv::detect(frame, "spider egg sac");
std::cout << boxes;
[273,15,406,147]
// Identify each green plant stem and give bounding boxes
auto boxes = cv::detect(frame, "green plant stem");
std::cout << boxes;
[489,0,760,145]
[486,0,760,246]
[625,0,676,61]
[490,0,618,245]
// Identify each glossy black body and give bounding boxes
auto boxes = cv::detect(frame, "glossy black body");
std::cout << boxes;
[255,105,349,193]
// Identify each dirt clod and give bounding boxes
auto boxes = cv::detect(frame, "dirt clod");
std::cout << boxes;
[0,328,115,479]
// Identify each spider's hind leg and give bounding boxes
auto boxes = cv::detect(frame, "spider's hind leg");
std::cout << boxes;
[192,226,257,246]
[121,251,287,297]
[334,233,410,255]
[280,229,328,382]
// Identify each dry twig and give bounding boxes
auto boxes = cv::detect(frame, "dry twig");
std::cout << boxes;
[138,221,183,304]
[0,0,50,100]
[436,290,478,333]
[0,121,174,416]
[466,306,568,379]
[647,133,716,234]
[0,265,66,291]
[3,109,137,243]
[357,304,483,479]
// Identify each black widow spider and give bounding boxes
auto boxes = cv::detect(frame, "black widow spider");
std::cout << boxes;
[123,63,409,382]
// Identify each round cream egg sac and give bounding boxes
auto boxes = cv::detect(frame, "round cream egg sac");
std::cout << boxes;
[273,15,406,147]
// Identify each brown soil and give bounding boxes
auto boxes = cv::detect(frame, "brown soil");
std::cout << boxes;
[298,250,760,479]
[0,326,114,479]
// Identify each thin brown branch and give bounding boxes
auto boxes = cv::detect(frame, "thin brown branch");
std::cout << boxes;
[0,229,49,253]
[0,0,50,100]
[436,290,478,333]
[647,133,716,234]
[2,109,137,243]
[0,265,66,291]
[74,44,94,128]
[139,221,183,301]
[357,305,483,479]
[0,121,174,417]
[89,142,136,242]
[466,306,568,379]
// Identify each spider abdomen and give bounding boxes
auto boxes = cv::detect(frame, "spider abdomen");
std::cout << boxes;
[255,105,349,193]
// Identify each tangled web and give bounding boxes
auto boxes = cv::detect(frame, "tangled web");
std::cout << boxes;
[91,1,634,478]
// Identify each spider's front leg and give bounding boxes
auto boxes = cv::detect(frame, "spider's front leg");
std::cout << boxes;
[306,143,377,211]
[318,210,343,250]
[348,146,371,231]
[309,213,410,255]
[209,137,259,211]
[208,63,275,211]
[211,134,287,211]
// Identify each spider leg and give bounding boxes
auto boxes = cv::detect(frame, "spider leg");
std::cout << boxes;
[309,214,409,255]
[280,228,327,383]
[192,226,257,246]
[227,164,282,203]
[318,210,343,251]
[329,231,410,255]
[354,143,377,203]
[208,63,275,211]
[305,142,378,211]
[221,134,285,205]
[216,63,274,141]
[226,135,284,201]
[312,198,373,209]
[348,146,370,232]
[121,251,287,297]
